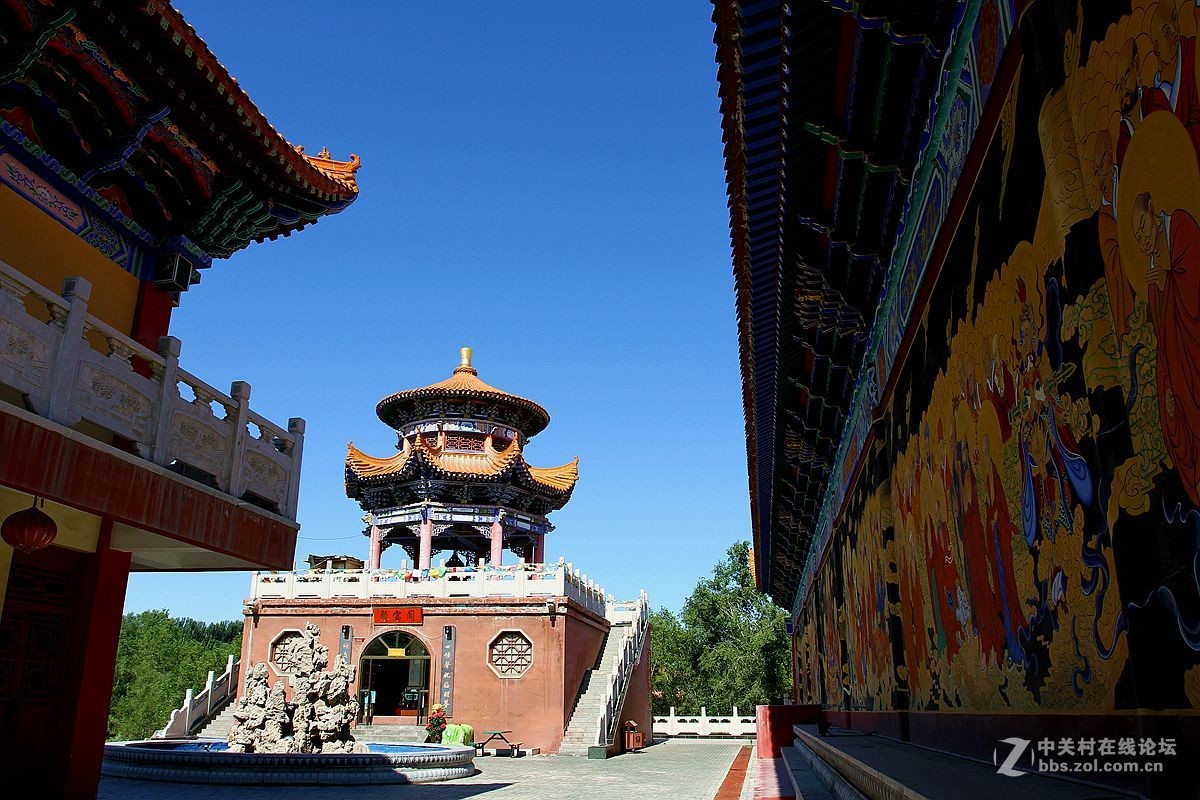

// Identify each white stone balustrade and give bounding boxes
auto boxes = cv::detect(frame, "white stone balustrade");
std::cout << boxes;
[653,708,758,737]
[0,262,305,519]
[250,560,610,618]
[156,655,240,738]
[595,589,650,748]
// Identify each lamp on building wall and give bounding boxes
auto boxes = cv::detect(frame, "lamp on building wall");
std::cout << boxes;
[1,497,58,553]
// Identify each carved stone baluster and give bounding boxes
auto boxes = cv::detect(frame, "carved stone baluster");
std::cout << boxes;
[106,337,137,370]
[46,276,91,427]
[225,381,251,499]
[192,384,217,414]
[285,417,306,519]
[150,336,181,466]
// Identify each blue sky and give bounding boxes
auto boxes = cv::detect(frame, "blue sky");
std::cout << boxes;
[121,1,748,621]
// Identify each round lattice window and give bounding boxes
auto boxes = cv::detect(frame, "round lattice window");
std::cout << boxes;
[488,630,533,679]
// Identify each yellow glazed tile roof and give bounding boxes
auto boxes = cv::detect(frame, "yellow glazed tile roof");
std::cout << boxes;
[375,350,551,436]
[526,458,580,492]
[346,438,412,477]
[345,433,579,495]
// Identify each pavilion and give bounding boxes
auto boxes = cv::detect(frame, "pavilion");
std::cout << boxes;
[236,350,651,757]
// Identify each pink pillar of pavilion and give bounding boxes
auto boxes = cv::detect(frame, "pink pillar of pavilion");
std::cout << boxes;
[368,523,383,570]
[490,518,504,566]
[419,517,433,570]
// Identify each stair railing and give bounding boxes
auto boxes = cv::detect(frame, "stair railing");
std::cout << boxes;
[594,590,649,749]
[155,655,240,738]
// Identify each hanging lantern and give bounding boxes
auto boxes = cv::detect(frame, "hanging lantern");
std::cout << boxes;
[1,498,58,553]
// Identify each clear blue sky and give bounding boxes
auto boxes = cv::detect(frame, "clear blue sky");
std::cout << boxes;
[121,1,749,622]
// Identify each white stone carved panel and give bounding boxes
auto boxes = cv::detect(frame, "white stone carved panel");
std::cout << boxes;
[169,410,230,481]
[75,360,154,444]
[0,314,54,403]
[242,448,288,508]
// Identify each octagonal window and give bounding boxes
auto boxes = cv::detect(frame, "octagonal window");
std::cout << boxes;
[488,630,533,679]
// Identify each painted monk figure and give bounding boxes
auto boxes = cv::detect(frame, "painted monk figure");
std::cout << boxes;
[1116,40,1171,170]
[1133,190,1200,506]
[1151,0,1200,160]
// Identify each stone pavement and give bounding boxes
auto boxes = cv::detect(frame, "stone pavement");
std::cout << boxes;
[98,739,743,800]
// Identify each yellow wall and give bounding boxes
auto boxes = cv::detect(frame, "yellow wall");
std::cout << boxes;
[0,184,141,334]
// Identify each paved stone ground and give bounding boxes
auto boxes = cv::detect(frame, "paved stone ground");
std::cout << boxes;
[98,739,743,800]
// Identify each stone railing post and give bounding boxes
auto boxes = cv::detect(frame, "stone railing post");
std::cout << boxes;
[46,276,91,426]
[285,417,306,518]
[699,707,709,736]
[225,381,251,499]
[150,336,181,465]
[182,687,194,731]
[203,670,215,718]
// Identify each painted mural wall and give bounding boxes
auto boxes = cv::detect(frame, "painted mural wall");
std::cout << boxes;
[797,0,1200,715]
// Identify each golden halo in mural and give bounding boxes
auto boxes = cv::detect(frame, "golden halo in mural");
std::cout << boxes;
[1116,110,1200,298]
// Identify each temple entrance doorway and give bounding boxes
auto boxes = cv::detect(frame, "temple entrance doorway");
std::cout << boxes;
[359,631,431,724]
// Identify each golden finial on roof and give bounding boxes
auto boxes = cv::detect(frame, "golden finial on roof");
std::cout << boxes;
[455,346,477,375]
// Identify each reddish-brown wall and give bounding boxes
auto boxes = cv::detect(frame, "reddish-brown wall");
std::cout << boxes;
[241,596,610,753]
[561,607,607,723]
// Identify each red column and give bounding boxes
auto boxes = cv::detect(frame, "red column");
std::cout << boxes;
[490,520,504,566]
[64,520,132,799]
[534,533,545,564]
[368,523,382,570]
[419,518,433,570]
[130,281,174,346]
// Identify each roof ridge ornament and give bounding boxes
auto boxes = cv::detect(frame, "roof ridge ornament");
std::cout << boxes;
[454,346,477,376]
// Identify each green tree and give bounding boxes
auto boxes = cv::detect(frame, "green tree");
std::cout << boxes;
[650,541,791,715]
[108,610,243,741]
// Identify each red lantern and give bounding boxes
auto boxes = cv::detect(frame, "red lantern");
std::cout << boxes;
[2,500,58,553]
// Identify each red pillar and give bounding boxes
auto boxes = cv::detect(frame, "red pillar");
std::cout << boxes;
[368,523,382,569]
[490,519,504,566]
[419,518,433,570]
[534,533,545,564]
[130,280,174,346]
[64,520,132,799]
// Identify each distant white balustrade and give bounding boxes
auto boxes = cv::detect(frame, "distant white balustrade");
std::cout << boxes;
[250,560,610,618]
[594,590,650,748]
[0,262,305,519]
[156,655,240,738]
[653,708,757,737]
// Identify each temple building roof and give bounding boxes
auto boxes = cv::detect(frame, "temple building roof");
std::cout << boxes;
[345,433,579,499]
[713,0,960,604]
[0,0,361,271]
[376,348,552,437]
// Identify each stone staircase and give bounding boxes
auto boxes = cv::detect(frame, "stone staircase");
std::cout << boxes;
[352,724,428,744]
[558,622,631,756]
[195,699,239,740]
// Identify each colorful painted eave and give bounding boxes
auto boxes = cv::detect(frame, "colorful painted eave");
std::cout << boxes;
[713,0,966,605]
[0,0,362,263]
[144,0,362,202]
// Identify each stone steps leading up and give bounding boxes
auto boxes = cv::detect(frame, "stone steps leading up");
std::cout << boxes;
[195,702,240,740]
[353,724,428,744]
[559,623,631,756]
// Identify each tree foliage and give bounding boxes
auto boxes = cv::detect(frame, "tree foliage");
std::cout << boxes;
[650,541,791,715]
[108,610,243,741]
